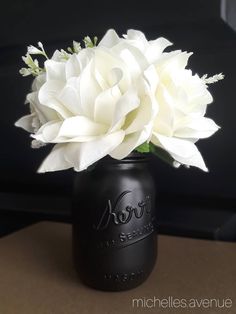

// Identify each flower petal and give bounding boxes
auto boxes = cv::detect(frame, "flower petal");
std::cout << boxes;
[115,45,147,78]
[39,80,71,118]
[58,116,108,138]
[153,84,174,136]
[156,51,192,74]
[124,79,157,135]
[27,91,58,123]
[32,73,46,91]
[39,80,64,103]
[37,144,71,173]
[79,61,102,118]
[33,121,62,142]
[64,130,125,171]
[59,83,83,115]
[45,60,66,81]
[94,48,128,87]
[146,37,172,63]
[170,71,213,116]
[15,114,36,132]
[94,84,121,125]
[65,54,81,79]
[143,65,159,93]
[109,88,140,132]
[124,29,148,53]
[174,117,220,139]
[152,133,208,171]
[110,128,150,159]
[98,29,121,48]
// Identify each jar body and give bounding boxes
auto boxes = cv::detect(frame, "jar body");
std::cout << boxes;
[72,154,157,291]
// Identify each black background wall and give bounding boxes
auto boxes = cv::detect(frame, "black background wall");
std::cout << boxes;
[0,0,220,47]
[1,0,236,239]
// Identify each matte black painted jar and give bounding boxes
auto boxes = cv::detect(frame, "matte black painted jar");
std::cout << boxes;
[72,153,157,291]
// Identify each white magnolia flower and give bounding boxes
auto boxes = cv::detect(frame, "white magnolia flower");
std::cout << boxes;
[16,29,221,172]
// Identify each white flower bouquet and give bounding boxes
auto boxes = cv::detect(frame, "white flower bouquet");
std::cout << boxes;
[15,29,223,172]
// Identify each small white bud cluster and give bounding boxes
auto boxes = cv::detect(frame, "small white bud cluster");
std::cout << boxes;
[83,36,98,48]
[19,42,48,77]
[20,36,99,74]
[202,73,225,84]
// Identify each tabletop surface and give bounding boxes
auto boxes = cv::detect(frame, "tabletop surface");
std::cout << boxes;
[0,222,235,314]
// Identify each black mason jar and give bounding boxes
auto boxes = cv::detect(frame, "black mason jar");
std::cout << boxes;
[72,152,157,291]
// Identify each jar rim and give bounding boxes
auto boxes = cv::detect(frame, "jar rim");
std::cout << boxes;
[97,152,150,165]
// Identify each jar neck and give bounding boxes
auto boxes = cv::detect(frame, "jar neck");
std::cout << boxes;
[82,152,150,173]
[97,152,150,165]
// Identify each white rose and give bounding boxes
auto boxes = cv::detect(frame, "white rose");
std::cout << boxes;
[16,29,160,172]
[100,30,220,171]
[16,29,221,172]
[148,50,219,171]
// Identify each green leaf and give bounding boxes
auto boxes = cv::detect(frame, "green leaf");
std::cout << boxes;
[135,142,150,153]
[149,143,175,166]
